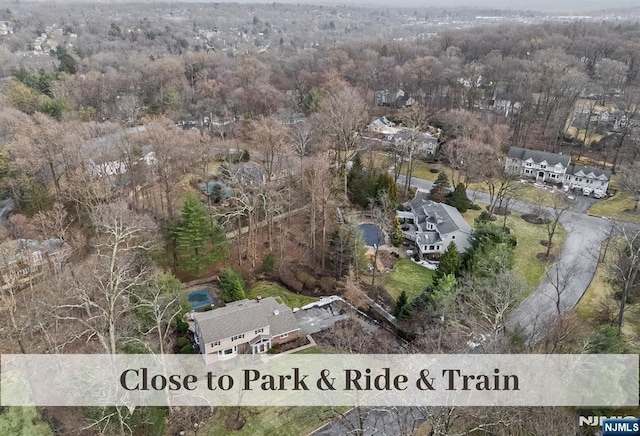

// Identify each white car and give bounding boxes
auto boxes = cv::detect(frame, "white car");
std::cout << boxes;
[583,187,593,196]
[593,191,606,199]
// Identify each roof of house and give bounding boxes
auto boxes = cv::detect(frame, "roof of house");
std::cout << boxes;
[407,198,472,236]
[566,164,611,180]
[193,297,299,343]
[506,146,570,167]
[369,116,394,129]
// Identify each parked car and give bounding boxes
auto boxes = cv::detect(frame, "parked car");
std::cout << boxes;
[593,191,606,199]
[583,187,593,196]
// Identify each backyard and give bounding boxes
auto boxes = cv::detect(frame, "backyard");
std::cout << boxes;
[247,281,318,308]
[380,259,435,302]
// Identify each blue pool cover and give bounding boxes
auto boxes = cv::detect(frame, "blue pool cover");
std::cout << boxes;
[188,289,214,310]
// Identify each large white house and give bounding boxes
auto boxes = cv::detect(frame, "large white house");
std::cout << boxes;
[191,297,300,363]
[505,146,610,197]
[396,194,472,257]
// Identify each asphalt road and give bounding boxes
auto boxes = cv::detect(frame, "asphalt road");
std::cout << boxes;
[397,175,618,342]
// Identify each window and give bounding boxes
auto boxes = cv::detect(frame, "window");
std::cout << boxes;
[231,334,245,342]
[540,164,546,169]
[218,346,237,357]
[452,235,455,240]
[428,245,435,251]
[525,169,532,174]
[211,341,220,347]
[525,162,532,167]
[550,174,556,178]
[255,328,264,335]
[279,333,289,339]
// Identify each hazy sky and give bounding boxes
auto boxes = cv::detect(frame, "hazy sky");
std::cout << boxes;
[208,0,639,13]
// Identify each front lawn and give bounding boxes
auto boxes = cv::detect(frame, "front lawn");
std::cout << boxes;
[247,281,318,309]
[201,407,343,436]
[589,191,640,224]
[382,259,435,302]
[462,209,566,296]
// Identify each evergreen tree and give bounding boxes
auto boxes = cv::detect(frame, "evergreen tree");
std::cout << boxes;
[448,183,471,212]
[395,290,409,318]
[375,172,398,206]
[437,242,462,278]
[391,216,404,247]
[429,172,450,203]
[173,193,226,276]
[220,267,246,302]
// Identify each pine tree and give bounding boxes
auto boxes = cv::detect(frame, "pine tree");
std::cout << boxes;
[430,172,450,203]
[448,183,471,213]
[391,216,404,247]
[437,242,462,278]
[395,290,409,318]
[174,193,226,276]
[220,267,246,302]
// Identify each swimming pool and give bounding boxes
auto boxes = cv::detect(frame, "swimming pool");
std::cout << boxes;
[188,289,214,310]
[359,223,384,247]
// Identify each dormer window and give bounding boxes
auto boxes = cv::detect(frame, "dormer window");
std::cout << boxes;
[540,164,546,169]
[525,162,532,167]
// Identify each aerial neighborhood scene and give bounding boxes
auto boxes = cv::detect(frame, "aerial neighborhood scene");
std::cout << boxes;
[0,0,640,434]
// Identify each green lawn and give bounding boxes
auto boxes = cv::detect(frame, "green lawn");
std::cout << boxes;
[201,407,343,436]
[462,209,566,295]
[381,259,435,302]
[247,281,318,309]
[589,191,640,224]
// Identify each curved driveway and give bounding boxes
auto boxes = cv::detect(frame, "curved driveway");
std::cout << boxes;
[398,176,622,343]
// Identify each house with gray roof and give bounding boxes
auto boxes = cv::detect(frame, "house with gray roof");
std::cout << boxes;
[505,146,610,196]
[505,146,570,185]
[564,165,611,197]
[396,196,472,257]
[191,296,300,362]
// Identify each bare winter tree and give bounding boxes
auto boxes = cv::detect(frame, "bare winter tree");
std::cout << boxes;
[459,270,526,336]
[56,202,157,355]
[541,193,570,259]
[618,162,640,212]
[317,86,368,197]
[607,225,640,332]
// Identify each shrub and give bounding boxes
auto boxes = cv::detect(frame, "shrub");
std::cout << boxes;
[180,344,195,354]
[296,271,316,289]
[469,203,481,210]
[429,168,440,173]
[262,253,277,272]
[176,319,189,333]
[267,347,277,354]
[176,337,189,348]
[412,252,420,261]
[319,276,337,293]
[281,271,303,292]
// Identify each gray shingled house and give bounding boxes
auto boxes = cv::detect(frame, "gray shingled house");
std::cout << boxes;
[191,297,300,362]
[505,146,571,185]
[505,146,610,196]
[396,196,472,257]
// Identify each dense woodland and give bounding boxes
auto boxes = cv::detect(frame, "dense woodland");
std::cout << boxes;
[0,2,639,435]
